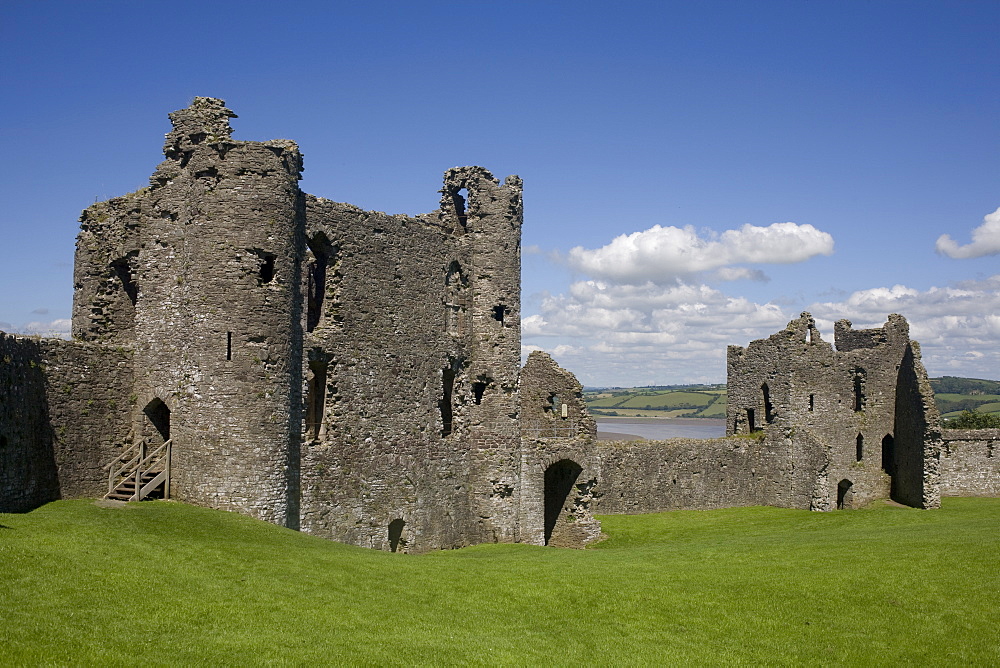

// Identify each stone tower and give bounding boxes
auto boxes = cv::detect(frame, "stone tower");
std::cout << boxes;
[74,98,305,526]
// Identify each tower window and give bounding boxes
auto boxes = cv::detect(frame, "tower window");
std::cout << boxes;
[492,304,508,325]
[259,254,276,284]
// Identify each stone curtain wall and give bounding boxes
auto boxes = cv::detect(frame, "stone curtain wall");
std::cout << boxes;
[297,197,481,551]
[940,429,1000,496]
[0,334,59,512]
[297,169,524,553]
[0,334,132,512]
[39,339,134,499]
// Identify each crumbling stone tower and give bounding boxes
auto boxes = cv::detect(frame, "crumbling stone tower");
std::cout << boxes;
[726,312,942,510]
[74,99,304,525]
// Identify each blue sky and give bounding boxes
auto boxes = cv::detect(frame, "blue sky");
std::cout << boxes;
[1,0,997,386]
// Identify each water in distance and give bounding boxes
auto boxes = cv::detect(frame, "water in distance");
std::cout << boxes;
[596,418,725,440]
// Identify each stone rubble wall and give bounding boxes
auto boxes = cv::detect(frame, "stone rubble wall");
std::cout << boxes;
[0,334,59,512]
[939,429,1000,496]
[727,312,938,509]
[0,333,133,512]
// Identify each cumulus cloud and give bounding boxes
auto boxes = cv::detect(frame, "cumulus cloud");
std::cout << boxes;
[566,222,834,284]
[522,274,1000,386]
[17,319,72,339]
[935,207,1000,259]
[809,275,1000,378]
[522,280,792,385]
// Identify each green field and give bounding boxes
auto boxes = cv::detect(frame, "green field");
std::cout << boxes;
[3,498,999,665]
[586,377,1000,420]
[584,385,725,418]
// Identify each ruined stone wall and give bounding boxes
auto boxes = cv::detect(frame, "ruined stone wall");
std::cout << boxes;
[38,339,134,499]
[451,168,524,541]
[297,197,478,551]
[725,313,934,509]
[518,429,828,547]
[0,334,133,512]
[939,429,1000,496]
[298,167,524,553]
[0,334,58,512]
[892,342,942,508]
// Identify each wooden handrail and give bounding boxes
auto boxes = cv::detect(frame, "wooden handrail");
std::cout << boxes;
[106,439,172,500]
[102,440,142,471]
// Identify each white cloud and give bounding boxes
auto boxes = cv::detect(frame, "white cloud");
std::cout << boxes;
[17,319,72,339]
[523,274,1000,386]
[566,222,834,284]
[935,206,1000,259]
[809,275,1000,379]
[523,280,791,385]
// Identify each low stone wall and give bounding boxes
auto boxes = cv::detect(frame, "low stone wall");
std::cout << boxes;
[939,429,1000,496]
[519,430,829,548]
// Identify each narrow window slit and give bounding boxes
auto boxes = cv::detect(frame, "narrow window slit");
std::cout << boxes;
[226,332,232,360]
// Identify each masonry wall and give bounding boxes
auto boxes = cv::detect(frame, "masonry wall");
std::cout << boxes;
[38,339,134,499]
[0,334,133,512]
[0,334,59,512]
[939,429,1000,496]
[725,313,936,509]
[297,197,479,551]
[297,167,524,553]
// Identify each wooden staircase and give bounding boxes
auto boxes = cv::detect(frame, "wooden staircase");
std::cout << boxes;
[104,439,172,501]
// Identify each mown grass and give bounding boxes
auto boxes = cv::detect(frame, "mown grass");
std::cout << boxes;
[2,498,999,665]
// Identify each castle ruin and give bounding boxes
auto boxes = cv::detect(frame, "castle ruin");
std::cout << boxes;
[1,98,996,551]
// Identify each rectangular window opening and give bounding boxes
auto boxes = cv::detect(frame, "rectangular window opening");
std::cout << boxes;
[226,332,232,361]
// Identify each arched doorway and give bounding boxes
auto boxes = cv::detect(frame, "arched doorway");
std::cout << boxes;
[543,459,582,545]
[388,518,406,553]
[837,479,853,510]
[143,398,170,444]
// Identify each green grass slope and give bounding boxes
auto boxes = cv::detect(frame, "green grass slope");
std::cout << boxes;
[3,499,999,665]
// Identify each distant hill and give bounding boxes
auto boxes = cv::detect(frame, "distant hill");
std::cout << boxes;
[930,376,1000,419]
[584,377,1000,420]
[583,385,726,419]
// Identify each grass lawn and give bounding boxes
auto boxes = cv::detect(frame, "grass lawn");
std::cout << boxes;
[2,498,999,665]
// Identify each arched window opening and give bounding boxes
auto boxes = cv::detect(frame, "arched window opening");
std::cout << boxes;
[445,261,469,337]
[306,359,329,441]
[881,434,895,474]
[762,383,774,424]
[856,433,864,462]
[451,187,468,230]
[543,459,583,545]
[472,378,489,405]
[439,361,461,437]
[852,368,866,412]
[257,253,276,284]
[388,518,406,553]
[306,236,330,333]
[111,255,138,306]
[837,479,854,509]
[143,398,170,444]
